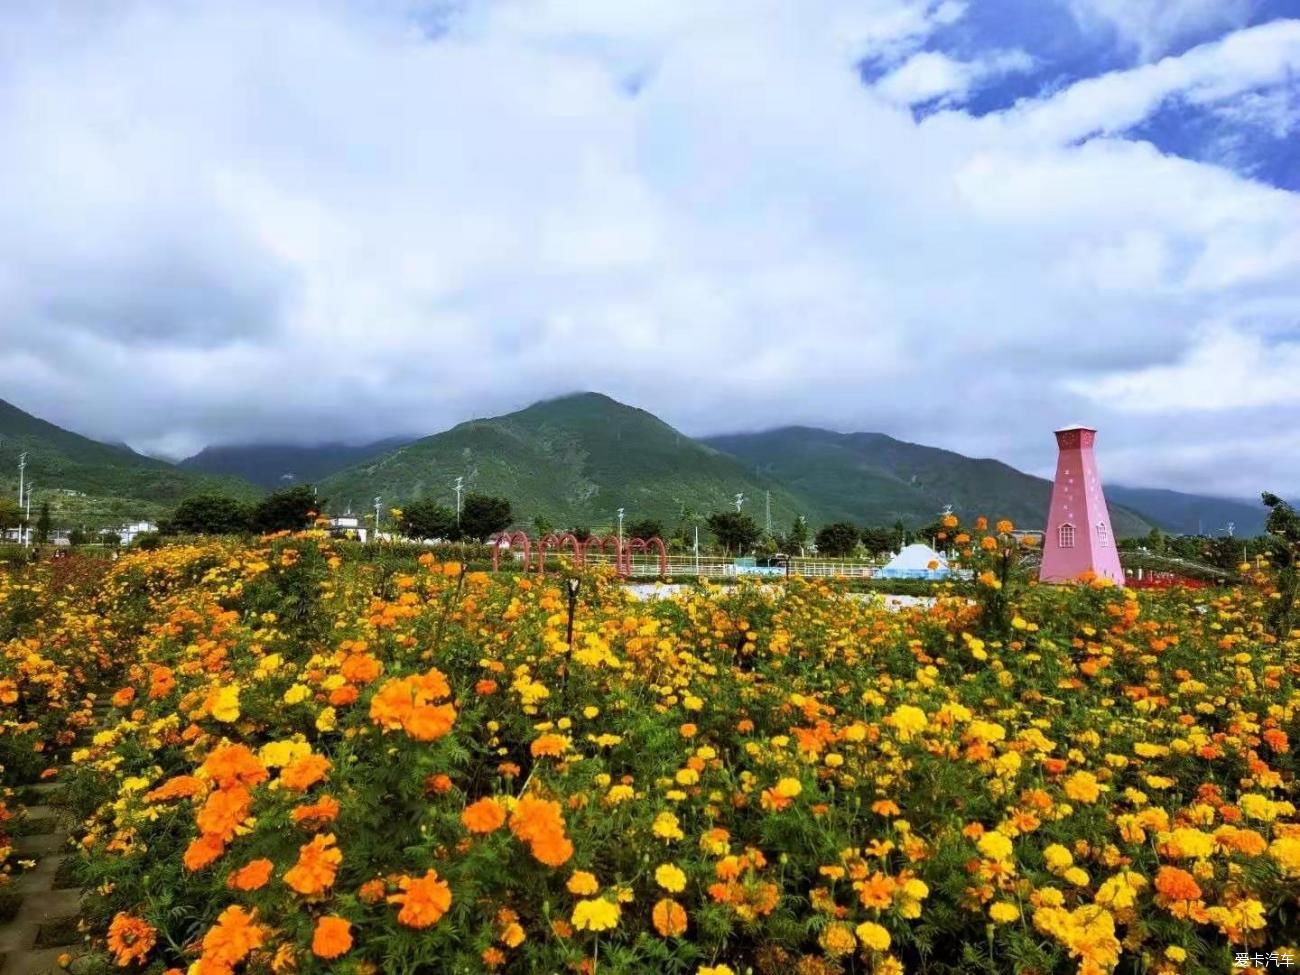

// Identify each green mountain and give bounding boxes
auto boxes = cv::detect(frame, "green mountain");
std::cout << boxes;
[1104,485,1270,537]
[180,439,412,490]
[0,398,259,528]
[319,393,806,530]
[702,426,1156,537]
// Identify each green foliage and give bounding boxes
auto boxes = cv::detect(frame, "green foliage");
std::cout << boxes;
[624,518,664,540]
[0,499,20,530]
[399,498,458,541]
[35,501,52,542]
[460,493,512,542]
[1262,491,1299,636]
[163,494,250,535]
[248,484,321,534]
[706,511,760,554]
[814,521,859,556]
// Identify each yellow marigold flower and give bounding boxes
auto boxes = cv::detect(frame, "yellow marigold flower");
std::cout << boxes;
[1269,836,1300,877]
[774,777,802,799]
[1063,771,1102,804]
[1095,871,1146,910]
[855,921,891,951]
[1165,946,1186,962]
[571,898,620,932]
[977,831,1014,863]
[652,811,684,841]
[819,922,857,957]
[283,684,311,705]
[888,705,927,741]
[655,863,687,893]
[698,967,736,975]
[210,685,241,722]
[1043,844,1073,873]
[567,871,599,896]
[989,901,1020,924]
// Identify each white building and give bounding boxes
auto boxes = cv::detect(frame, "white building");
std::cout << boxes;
[117,521,158,544]
[328,514,368,543]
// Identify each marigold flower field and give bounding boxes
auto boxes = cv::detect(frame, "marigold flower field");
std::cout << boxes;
[2,530,1298,974]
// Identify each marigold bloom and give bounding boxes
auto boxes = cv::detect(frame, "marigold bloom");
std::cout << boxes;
[655,863,687,893]
[196,786,252,843]
[183,834,226,872]
[530,734,570,758]
[202,744,269,790]
[311,915,353,959]
[856,921,891,951]
[145,775,206,803]
[291,795,341,828]
[567,871,600,895]
[652,898,687,937]
[571,898,620,932]
[1154,866,1202,901]
[280,754,331,792]
[200,906,267,969]
[284,833,342,895]
[108,912,156,967]
[462,797,507,834]
[389,869,453,928]
[227,858,274,891]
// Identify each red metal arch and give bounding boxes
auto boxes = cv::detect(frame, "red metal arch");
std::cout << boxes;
[628,537,668,577]
[581,534,624,575]
[534,532,584,576]
[490,531,531,573]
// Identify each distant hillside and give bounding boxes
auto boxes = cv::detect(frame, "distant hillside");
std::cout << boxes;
[0,398,259,527]
[703,427,1155,536]
[1105,485,1271,537]
[319,393,805,529]
[181,439,413,490]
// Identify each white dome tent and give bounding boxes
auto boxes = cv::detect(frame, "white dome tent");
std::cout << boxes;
[877,543,950,580]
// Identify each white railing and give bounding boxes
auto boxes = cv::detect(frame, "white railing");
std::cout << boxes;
[573,554,881,579]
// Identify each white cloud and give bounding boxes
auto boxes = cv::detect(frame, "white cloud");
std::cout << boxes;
[0,0,1296,497]
[1067,0,1256,60]
[1069,328,1300,412]
[874,48,1034,106]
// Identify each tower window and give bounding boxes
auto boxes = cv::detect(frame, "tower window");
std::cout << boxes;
[1058,523,1075,549]
[1096,522,1108,546]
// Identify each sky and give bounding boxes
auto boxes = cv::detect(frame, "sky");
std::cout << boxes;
[0,0,1297,498]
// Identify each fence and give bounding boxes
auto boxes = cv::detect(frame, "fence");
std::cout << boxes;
[566,553,881,579]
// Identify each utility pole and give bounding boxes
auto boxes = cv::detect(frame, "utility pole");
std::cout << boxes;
[694,524,700,574]
[764,491,772,536]
[454,476,464,527]
[373,496,382,541]
[23,483,32,548]
[17,453,26,546]
[616,507,624,544]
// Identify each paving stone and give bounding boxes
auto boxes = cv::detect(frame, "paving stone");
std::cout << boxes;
[12,856,62,896]
[12,835,66,858]
[20,890,81,925]
[0,918,38,954]
[3,945,81,975]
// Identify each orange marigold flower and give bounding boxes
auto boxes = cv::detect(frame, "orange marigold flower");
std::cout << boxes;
[358,879,387,903]
[108,912,156,967]
[183,834,226,872]
[284,833,342,895]
[200,905,267,969]
[531,734,570,758]
[329,685,359,707]
[311,915,353,959]
[227,858,274,891]
[111,687,136,708]
[196,786,252,843]
[1154,866,1202,902]
[482,946,507,968]
[280,754,331,792]
[389,869,452,928]
[145,775,207,803]
[462,797,507,834]
[426,773,455,795]
[340,652,382,685]
[291,795,341,828]
[475,679,499,696]
[651,898,688,937]
[202,744,269,790]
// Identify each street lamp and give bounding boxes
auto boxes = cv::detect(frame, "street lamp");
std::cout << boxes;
[616,507,624,543]
[454,476,464,526]
[373,496,382,540]
[733,493,744,513]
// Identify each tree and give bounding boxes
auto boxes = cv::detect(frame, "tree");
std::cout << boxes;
[249,485,320,534]
[815,522,860,557]
[99,532,122,547]
[706,511,759,555]
[532,514,554,538]
[35,502,52,543]
[781,515,809,555]
[68,527,90,546]
[460,494,512,542]
[625,518,664,540]
[1262,492,1300,637]
[399,499,457,541]
[0,499,21,532]
[569,526,592,542]
[164,495,250,535]
[859,526,897,557]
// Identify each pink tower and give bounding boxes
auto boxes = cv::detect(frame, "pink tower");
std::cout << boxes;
[1039,425,1124,585]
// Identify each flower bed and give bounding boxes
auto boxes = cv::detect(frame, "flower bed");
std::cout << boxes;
[4,531,1294,974]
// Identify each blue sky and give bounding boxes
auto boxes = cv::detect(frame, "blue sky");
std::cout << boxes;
[0,0,1297,497]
